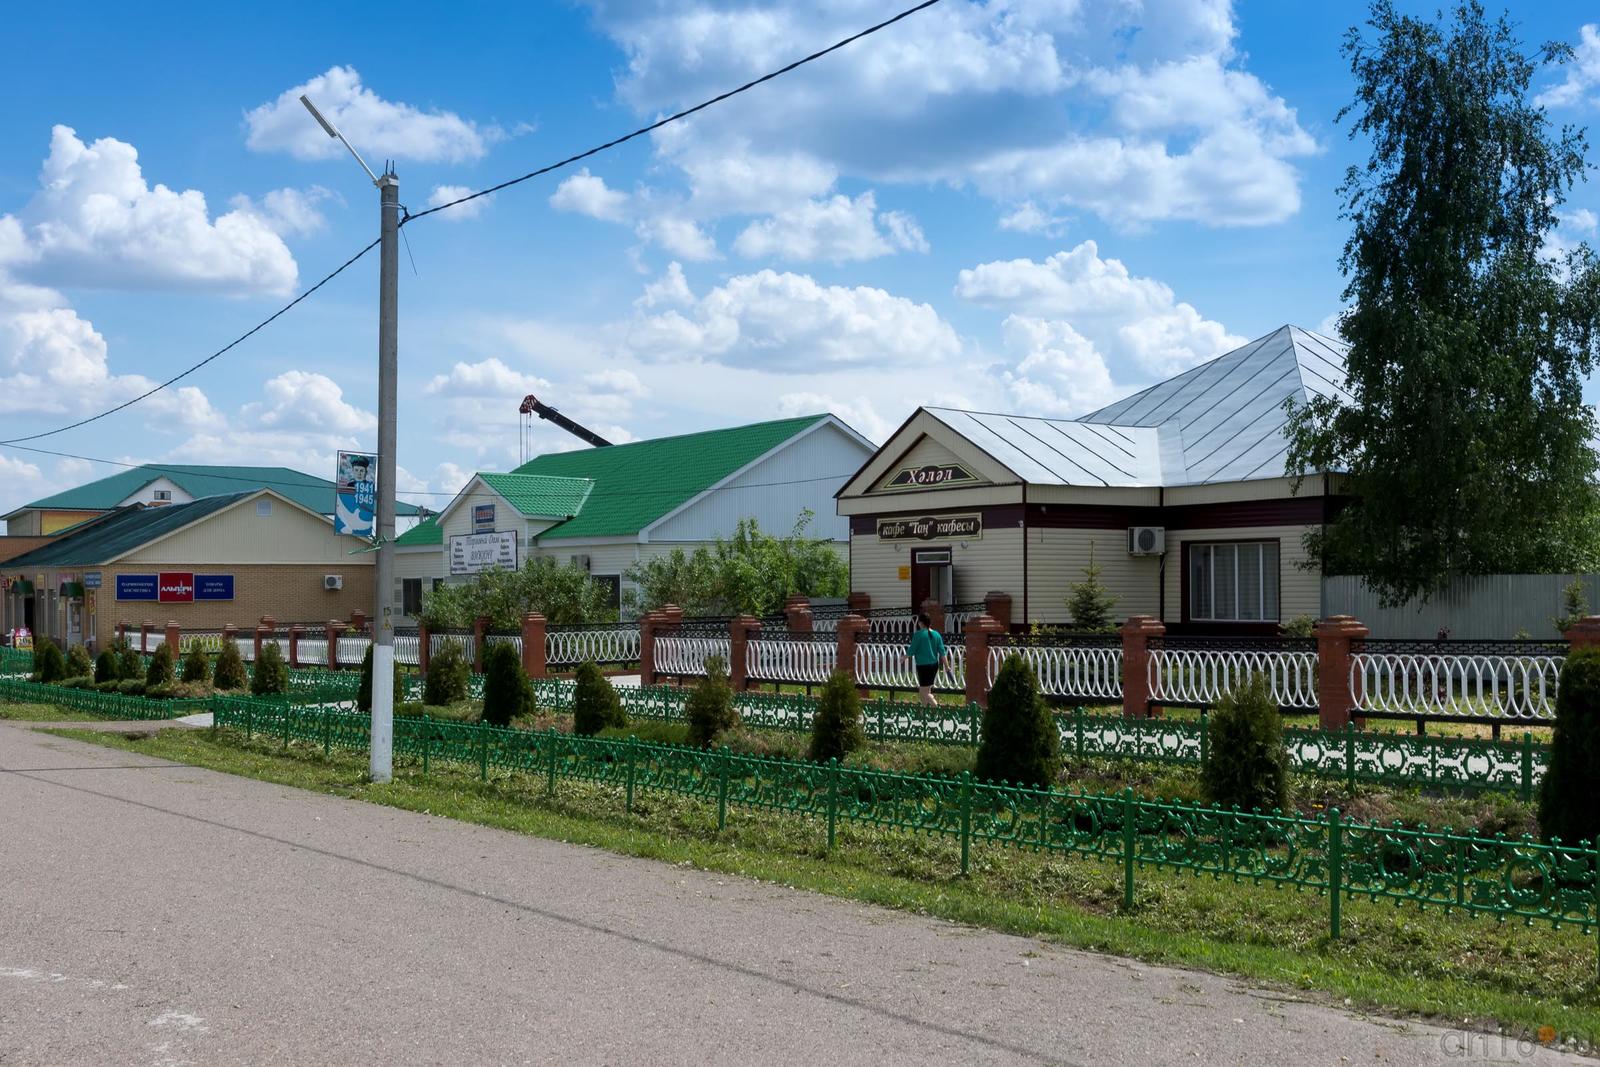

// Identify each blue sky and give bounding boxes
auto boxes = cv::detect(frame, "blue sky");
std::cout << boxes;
[1,0,1597,518]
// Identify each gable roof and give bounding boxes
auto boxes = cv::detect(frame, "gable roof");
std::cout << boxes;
[8,464,422,519]
[511,414,832,540]
[922,326,1349,488]
[476,472,593,518]
[395,516,441,548]
[4,492,255,568]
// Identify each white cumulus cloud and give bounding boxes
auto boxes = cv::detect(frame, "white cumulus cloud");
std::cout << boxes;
[427,185,491,220]
[1537,24,1600,109]
[424,357,548,398]
[549,169,631,223]
[733,192,927,262]
[243,370,375,435]
[999,316,1119,417]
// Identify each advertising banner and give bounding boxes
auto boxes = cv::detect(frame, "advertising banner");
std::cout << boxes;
[83,572,102,590]
[116,574,158,601]
[473,503,495,533]
[334,451,377,538]
[195,575,235,601]
[875,514,983,542]
[158,572,195,603]
[449,531,518,575]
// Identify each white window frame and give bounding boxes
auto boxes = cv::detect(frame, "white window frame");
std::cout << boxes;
[1188,540,1280,623]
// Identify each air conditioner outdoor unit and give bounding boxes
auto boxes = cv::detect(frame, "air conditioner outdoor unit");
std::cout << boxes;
[570,555,591,572]
[323,574,343,591]
[1128,526,1166,556]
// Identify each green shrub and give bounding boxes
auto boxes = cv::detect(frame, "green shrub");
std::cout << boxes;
[212,641,248,690]
[1201,673,1291,813]
[1280,614,1318,638]
[808,670,865,762]
[145,643,176,688]
[598,721,688,746]
[65,644,93,678]
[685,655,738,747]
[1539,648,1600,845]
[94,650,118,683]
[1064,542,1117,632]
[59,675,93,690]
[180,643,210,683]
[424,641,471,706]
[974,654,1060,787]
[357,645,405,713]
[115,678,147,696]
[251,642,289,696]
[32,639,66,684]
[481,642,531,727]
[116,643,144,681]
[92,679,121,693]
[572,661,626,735]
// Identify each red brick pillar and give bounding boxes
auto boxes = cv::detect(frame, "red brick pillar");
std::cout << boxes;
[222,624,237,663]
[729,615,760,692]
[521,613,547,679]
[164,621,180,656]
[965,615,1005,708]
[116,622,128,648]
[1315,616,1369,730]
[785,602,814,633]
[1120,615,1166,719]
[847,592,871,614]
[326,620,344,670]
[139,623,151,654]
[472,616,487,673]
[252,621,265,662]
[662,604,685,627]
[417,621,431,675]
[921,598,945,634]
[984,591,1013,631]
[639,611,665,686]
[288,625,302,667]
[1565,616,1600,651]
[835,615,869,695]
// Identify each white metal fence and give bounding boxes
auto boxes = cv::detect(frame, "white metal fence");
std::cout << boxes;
[745,636,836,685]
[546,626,640,666]
[655,634,730,678]
[1147,641,1319,711]
[853,639,966,692]
[989,642,1122,702]
[1349,644,1562,720]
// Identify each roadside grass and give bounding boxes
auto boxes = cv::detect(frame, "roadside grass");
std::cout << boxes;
[0,702,117,723]
[49,722,1600,1046]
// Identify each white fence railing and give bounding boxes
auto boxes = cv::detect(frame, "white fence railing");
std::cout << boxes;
[655,634,731,678]
[1350,651,1561,720]
[746,637,836,685]
[988,644,1122,702]
[335,633,371,667]
[546,627,640,666]
[1148,644,1319,711]
[394,632,420,667]
[429,632,475,662]
[853,640,966,692]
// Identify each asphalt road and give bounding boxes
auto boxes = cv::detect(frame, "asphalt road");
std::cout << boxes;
[0,721,1585,1066]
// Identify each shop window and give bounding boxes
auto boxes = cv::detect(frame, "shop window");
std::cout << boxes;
[1188,541,1279,622]
[402,578,423,617]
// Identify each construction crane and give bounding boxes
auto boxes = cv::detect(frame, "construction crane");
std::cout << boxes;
[519,394,612,463]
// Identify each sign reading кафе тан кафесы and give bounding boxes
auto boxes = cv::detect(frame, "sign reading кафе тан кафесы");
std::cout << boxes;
[876,514,982,542]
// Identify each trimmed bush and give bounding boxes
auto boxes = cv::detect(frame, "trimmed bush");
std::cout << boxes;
[251,642,289,696]
[94,650,118,683]
[32,640,66,685]
[145,644,176,688]
[808,669,865,763]
[60,675,93,690]
[572,661,626,735]
[180,643,210,683]
[212,641,248,690]
[974,654,1060,787]
[1201,673,1291,813]
[481,642,531,727]
[424,641,471,706]
[116,643,144,682]
[1539,648,1600,845]
[116,678,147,696]
[685,655,738,748]
[357,645,406,713]
[65,644,93,679]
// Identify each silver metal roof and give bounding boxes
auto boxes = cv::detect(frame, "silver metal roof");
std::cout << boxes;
[928,325,1349,488]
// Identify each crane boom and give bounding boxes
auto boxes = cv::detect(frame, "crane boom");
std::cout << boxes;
[518,394,613,449]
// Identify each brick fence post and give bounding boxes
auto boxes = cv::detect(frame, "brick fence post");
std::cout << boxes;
[662,604,685,627]
[472,616,487,673]
[164,620,180,656]
[1120,615,1166,719]
[252,619,266,662]
[1315,616,1369,730]
[785,598,814,633]
[1564,615,1600,651]
[288,625,302,668]
[836,615,869,696]
[639,611,664,686]
[521,613,547,679]
[729,615,759,692]
[116,622,128,648]
[921,598,945,635]
[139,622,151,654]
[326,620,344,670]
[417,621,431,675]
[984,592,1013,631]
[221,624,237,662]
[965,615,1005,708]
[847,591,871,614]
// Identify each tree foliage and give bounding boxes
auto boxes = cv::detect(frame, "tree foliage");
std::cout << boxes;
[808,670,866,763]
[572,661,626,735]
[1064,542,1118,632]
[1201,674,1292,813]
[624,511,848,617]
[480,642,530,727]
[145,644,176,688]
[180,644,210,684]
[251,642,289,696]
[31,639,66,684]
[94,650,118,684]
[212,641,248,690]
[357,645,404,713]
[64,644,94,679]
[420,557,618,630]
[685,655,739,747]
[1539,648,1600,846]
[423,641,471,706]
[1285,1,1600,605]
[974,654,1060,787]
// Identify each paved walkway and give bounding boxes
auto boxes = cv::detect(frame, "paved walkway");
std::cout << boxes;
[0,720,1584,1066]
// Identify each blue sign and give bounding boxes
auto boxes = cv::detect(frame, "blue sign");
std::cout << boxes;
[473,503,495,533]
[116,574,158,601]
[194,574,234,601]
[335,450,377,538]
[83,572,102,590]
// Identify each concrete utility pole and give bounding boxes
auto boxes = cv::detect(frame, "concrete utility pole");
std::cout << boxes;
[298,94,396,782]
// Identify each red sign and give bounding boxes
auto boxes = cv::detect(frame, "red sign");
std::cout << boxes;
[158,571,195,603]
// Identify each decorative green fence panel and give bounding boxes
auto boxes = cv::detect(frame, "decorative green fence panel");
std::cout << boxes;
[0,678,208,720]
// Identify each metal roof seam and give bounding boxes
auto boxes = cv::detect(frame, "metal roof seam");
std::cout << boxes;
[998,416,1107,486]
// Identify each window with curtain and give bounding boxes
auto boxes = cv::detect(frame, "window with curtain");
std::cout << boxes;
[1187,541,1280,622]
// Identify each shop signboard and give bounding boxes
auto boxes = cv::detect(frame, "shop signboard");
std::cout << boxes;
[449,531,518,575]
[116,574,159,601]
[158,572,195,603]
[83,572,102,590]
[875,514,982,542]
[473,503,496,533]
[334,451,377,538]
[195,575,235,601]
[883,463,978,491]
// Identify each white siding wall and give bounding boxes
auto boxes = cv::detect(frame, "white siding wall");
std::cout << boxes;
[439,484,557,585]
[1025,528,1160,626]
[122,498,369,565]
[393,547,443,625]
[648,421,870,544]
[116,476,192,507]
[850,527,1023,613]
[1161,525,1319,624]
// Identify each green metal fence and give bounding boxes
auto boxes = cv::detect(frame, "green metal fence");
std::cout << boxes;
[209,697,1599,964]
[0,678,210,720]
[0,646,33,676]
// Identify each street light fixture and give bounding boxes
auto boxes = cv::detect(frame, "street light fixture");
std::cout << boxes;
[301,93,399,784]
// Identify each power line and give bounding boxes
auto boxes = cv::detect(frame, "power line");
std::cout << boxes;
[404,0,946,224]
[0,237,381,447]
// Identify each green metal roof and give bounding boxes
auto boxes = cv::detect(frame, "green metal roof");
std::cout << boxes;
[477,472,593,518]
[5,492,253,567]
[11,464,421,518]
[512,414,827,540]
[395,516,442,547]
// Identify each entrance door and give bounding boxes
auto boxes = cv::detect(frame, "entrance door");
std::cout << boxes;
[910,548,953,612]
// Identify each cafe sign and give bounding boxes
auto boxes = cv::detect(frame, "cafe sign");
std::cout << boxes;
[884,463,977,491]
[876,514,982,542]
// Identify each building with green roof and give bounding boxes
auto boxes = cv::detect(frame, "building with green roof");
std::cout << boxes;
[392,413,874,621]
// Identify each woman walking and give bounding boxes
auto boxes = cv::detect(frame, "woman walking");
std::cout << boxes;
[906,613,945,708]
